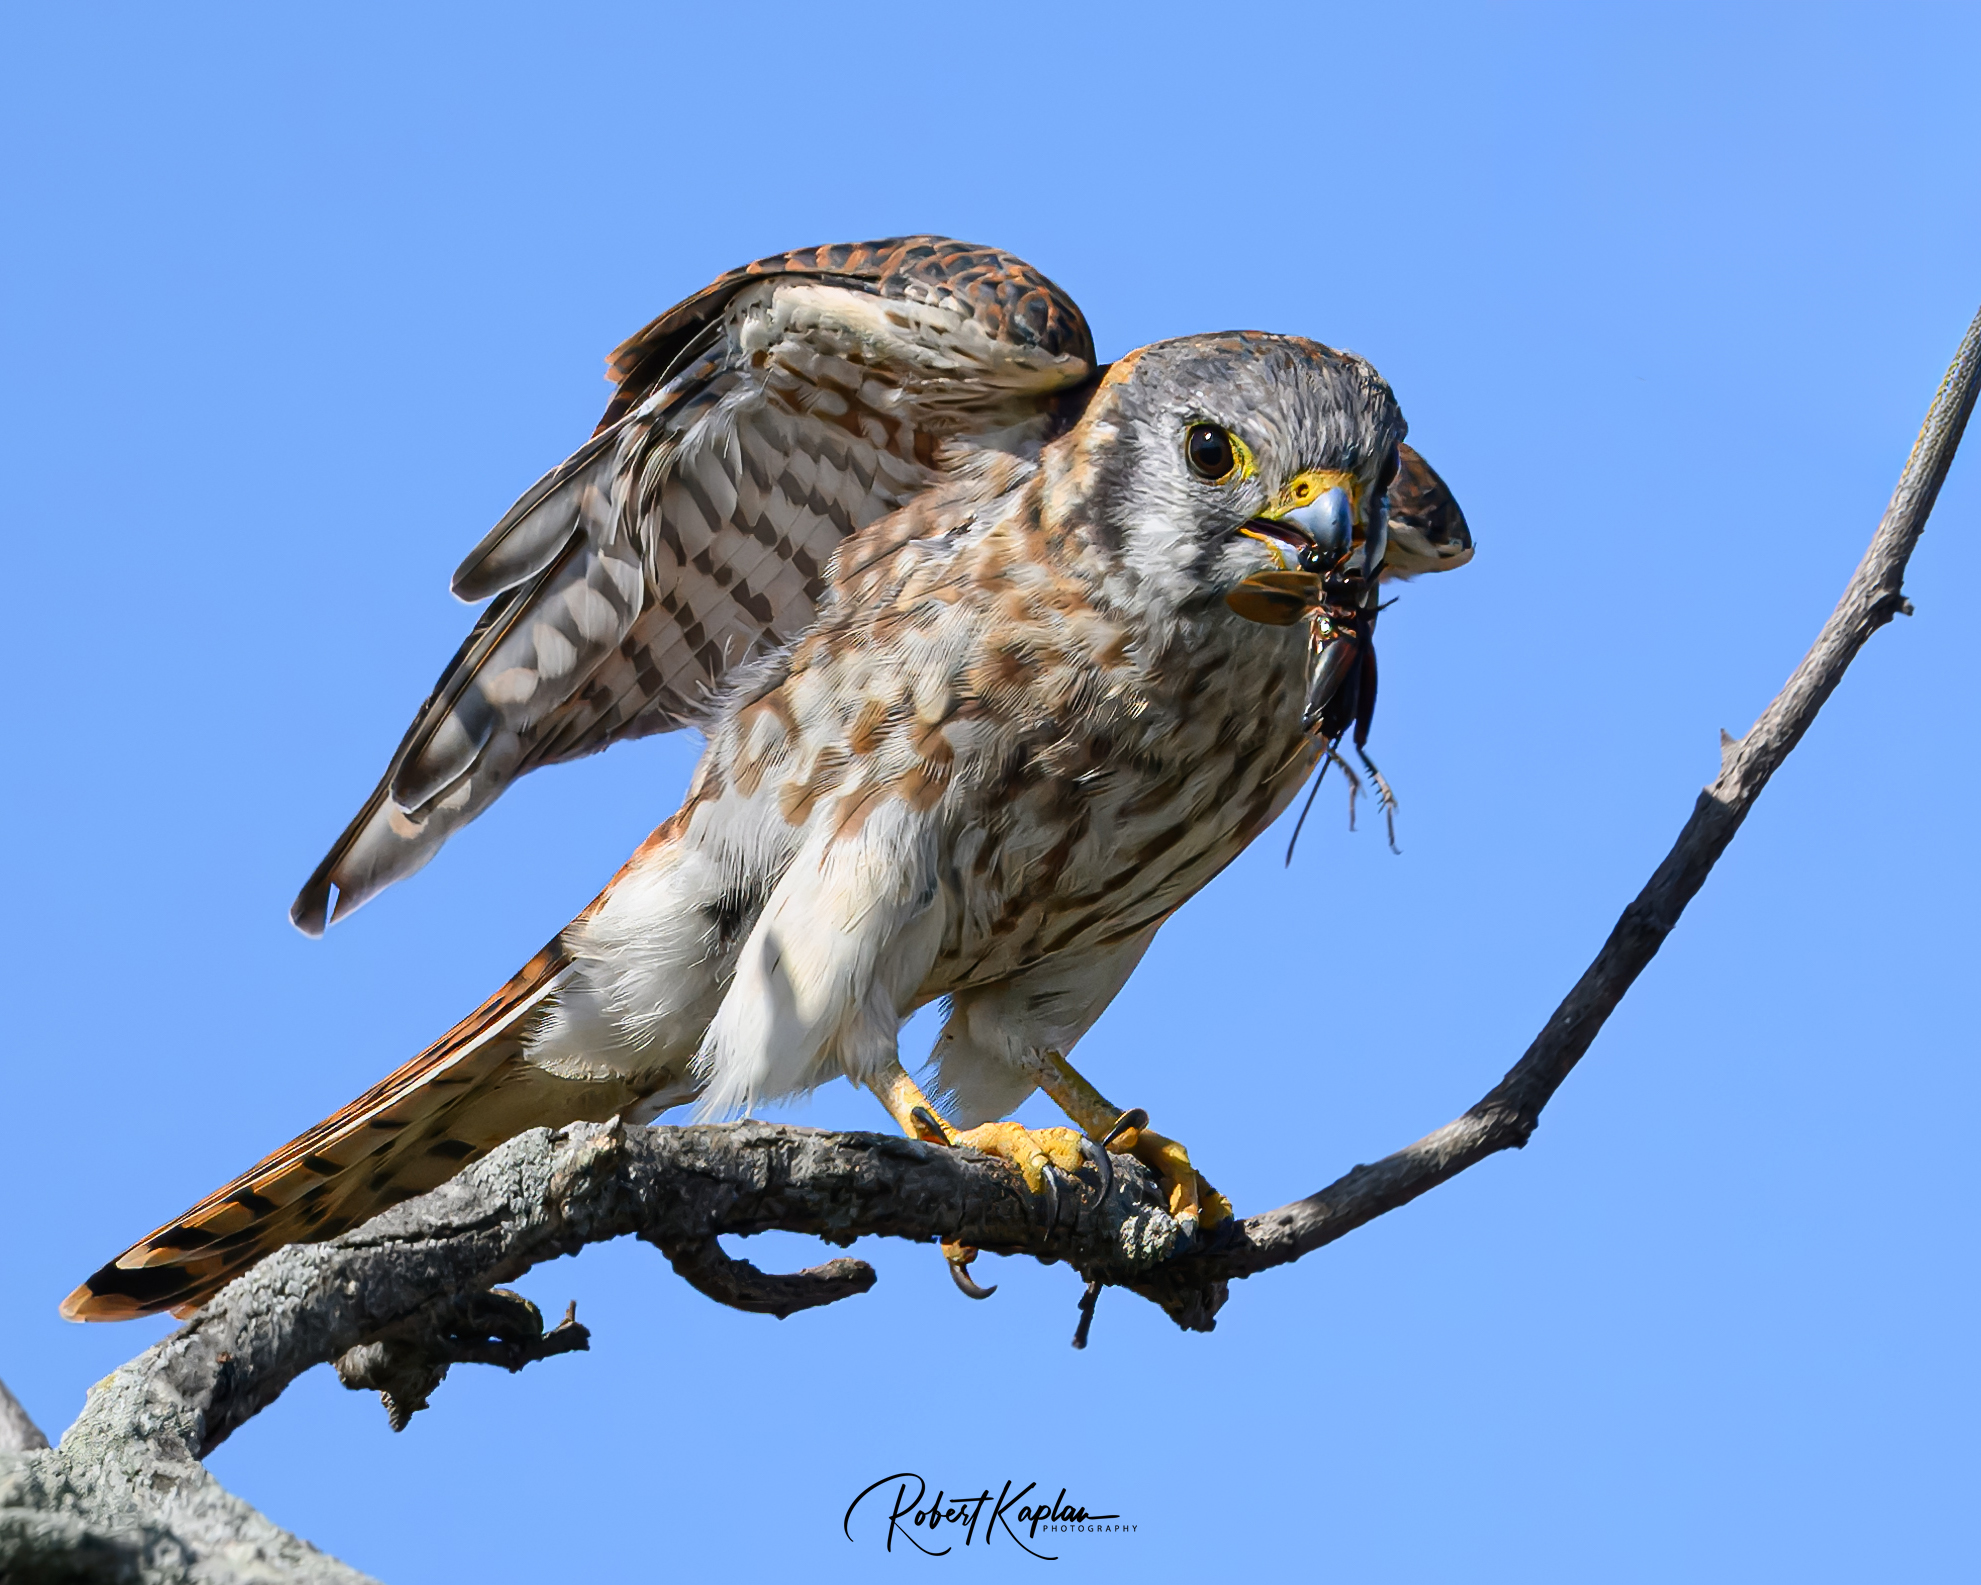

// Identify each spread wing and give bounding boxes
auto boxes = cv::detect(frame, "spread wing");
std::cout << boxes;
[293,238,1095,934]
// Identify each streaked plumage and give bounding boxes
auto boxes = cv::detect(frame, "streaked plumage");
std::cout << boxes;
[293,239,1100,934]
[66,240,1472,1321]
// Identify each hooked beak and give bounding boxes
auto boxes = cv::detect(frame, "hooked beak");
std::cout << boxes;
[1241,485,1387,582]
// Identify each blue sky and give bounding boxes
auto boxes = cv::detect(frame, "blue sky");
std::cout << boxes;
[3,3,1977,1580]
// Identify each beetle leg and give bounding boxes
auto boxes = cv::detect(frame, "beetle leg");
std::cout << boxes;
[1283,745,1332,866]
[1331,744,1367,832]
[1349,640,1399,852]
[1354,743,1400,853]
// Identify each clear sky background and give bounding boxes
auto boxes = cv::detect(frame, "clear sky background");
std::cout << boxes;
[4,4,1976,1580]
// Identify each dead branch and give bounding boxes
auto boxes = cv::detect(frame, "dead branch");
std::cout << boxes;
[0,1379,48,1456]
[0,1121,1188,1583]
[3,302,1973,1584]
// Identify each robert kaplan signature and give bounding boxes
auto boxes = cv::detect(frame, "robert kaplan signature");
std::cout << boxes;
[844,1471,1134,1560]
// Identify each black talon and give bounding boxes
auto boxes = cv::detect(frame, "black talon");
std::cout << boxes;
[1101,1108,1148,1152]
[1071,1279,1103,1349]
[1077,1135,1113,1208]
[1035,1158,1060,1232]
[945,1252,997,1300]
[910,1106,951,1146]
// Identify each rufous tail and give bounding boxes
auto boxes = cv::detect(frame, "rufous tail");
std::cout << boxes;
[62,940,644,1321]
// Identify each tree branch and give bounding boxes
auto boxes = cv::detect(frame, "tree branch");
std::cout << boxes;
[0,1121,1189,1582]
[4,302,1974,1583]
[0,1378,48,1455]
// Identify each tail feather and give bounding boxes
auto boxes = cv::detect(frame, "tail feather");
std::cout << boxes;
[61,940,644,1322]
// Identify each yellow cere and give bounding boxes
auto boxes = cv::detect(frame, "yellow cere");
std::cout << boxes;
[1273,468,1363,522]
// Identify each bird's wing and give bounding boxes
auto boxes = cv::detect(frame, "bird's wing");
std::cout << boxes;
[1381,441,1474,577]
[293,237,1095,934]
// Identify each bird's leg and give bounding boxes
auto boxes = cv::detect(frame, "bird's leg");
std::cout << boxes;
[1030,1048,1232,1235]
[865,1057,1088,1298]
[869,1058,956,1145]
[866,1058,1088,1190]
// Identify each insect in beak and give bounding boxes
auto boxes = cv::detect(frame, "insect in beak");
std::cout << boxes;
[1229,482,1387,607]
[1302,627,1360,731]
[1223,481,1396,838]
[1279,487,1355,569]
[1225,482,1384,625]
[1280,487,1388,583]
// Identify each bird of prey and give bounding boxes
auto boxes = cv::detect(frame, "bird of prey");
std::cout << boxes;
[65,237,1473,1321]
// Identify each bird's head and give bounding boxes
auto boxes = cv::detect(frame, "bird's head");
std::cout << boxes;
[1050,332,1415,619]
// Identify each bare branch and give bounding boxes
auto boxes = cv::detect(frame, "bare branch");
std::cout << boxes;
[0,1120,1192,1581]
[50,1119,1187,1449]
[0,1377,48,1455]
[334,1288,593,1432]
[659,1237,878,1317]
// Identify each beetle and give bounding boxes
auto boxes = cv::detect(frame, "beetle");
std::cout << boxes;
[1224,490,1394,852]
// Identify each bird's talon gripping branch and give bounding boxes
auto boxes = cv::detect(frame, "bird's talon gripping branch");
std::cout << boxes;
[908,1105,951,1147]
[872,1060,1091,1297]
[1129,1128,1232,1230]
[942,1241,997,1300]
[951,1121,1087,1202]
[1030,1055,1232,1237]
[1101,1107,1149,1151]
[1076,1135,1113,1208]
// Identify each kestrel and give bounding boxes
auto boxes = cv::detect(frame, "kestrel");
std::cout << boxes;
[65,237,1472,1320]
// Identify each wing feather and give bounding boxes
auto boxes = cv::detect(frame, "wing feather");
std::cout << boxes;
[450,419,633,601]
[1381,441,1474,577]
[293,237,1096,935]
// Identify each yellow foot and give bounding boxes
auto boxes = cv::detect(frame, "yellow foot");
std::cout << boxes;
[953,1120,1090,1196]
[908,1103,1089,1201]
[1099,1108,1233,1237]
[909,1108,1092,1300]
[952,1119,1090,1258]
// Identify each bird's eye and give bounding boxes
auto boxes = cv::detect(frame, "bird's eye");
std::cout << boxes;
[1186,423,1238,482]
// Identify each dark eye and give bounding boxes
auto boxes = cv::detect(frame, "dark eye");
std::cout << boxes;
[1186,423,1237,482]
